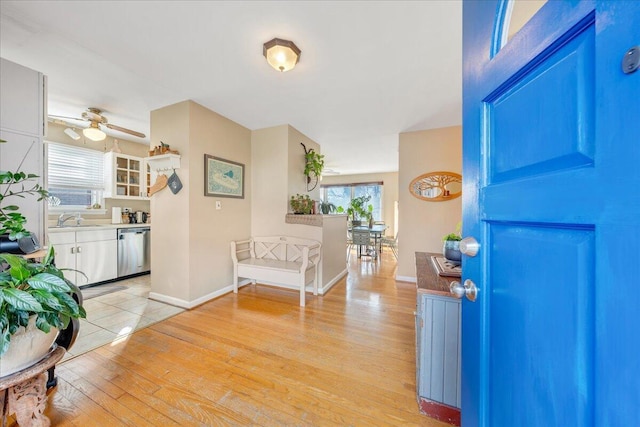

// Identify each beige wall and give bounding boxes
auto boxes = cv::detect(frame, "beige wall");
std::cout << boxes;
[288,125,321,202]
[397,125,462,281]
[250,125,289,234]
[251,124,345,291]
[251,124,321,241]
[321,214,348,289]
[321,172,399,238]
[150,100,252,306]
[149,101,191,302]
[45,122,150,222]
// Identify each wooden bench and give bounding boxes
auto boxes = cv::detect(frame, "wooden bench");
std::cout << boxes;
[230,236,321,306]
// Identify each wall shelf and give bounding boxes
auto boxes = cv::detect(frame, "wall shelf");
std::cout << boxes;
[144,153,181,172]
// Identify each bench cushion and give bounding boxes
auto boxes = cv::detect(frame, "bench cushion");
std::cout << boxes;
[237,258,313,273]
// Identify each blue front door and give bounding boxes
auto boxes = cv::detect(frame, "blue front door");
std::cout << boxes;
[462,1,639,425]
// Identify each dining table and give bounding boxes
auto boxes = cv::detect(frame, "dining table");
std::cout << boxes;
[351,224,388,255]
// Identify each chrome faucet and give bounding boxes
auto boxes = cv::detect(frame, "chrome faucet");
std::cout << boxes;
[57,212,82,227]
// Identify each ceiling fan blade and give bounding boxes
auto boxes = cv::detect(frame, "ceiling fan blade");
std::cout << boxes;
[47,117,85,128]
[49,113,85,121]
[105,123,146,138]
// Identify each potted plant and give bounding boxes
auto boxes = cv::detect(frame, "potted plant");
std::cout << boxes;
[345,195,373,226]
[290,193,314,214]
[318,200,336,215]
[442,222,462,265]
[1,139,86,377]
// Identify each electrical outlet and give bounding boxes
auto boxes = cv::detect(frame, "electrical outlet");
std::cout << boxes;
[216,201,222,210]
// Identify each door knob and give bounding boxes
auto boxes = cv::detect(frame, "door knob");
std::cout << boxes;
[450,279,478,302]
[460,237,480,257]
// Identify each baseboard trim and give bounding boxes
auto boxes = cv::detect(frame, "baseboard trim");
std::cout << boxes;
[319,268,348,295]
[149,272,349,309]
[149,279,252,309]
[395,275,417,283]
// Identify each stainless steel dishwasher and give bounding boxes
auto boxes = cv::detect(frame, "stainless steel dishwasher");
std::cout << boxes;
[117,227,150,277]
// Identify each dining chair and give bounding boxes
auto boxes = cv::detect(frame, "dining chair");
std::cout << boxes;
[351,229,376,259]
[381,232,398,259]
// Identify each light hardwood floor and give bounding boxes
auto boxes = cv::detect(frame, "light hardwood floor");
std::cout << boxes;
[24,249,449,426]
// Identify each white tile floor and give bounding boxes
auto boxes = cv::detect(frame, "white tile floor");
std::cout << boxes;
[63,274,185,361]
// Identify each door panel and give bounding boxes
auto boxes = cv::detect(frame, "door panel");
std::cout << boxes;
[488,224,594,425]
[462,1,639,426]
[488,23,594,182]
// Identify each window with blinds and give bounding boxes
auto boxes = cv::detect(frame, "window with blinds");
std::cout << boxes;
[320,182,383,221]
[47,143,104,210]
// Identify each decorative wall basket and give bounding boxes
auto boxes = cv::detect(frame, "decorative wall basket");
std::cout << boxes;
[409,171,462,201]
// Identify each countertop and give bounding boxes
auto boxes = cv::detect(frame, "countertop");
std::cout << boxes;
[415,251,456,297]
[47,223,151,233]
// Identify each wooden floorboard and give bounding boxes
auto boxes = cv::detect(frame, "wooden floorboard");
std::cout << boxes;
[10,249,450,426]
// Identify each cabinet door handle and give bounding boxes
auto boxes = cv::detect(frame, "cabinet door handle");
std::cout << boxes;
[71,247,75,254]
[76,246,82,254]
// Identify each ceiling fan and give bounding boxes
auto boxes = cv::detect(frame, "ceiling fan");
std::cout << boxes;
[49,107,146,141]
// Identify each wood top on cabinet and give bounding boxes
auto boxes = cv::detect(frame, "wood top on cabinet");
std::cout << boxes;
[415,252,455,297]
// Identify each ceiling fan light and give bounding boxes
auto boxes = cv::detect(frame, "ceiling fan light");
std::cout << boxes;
[263,38,301,72]
[83,126,106,141]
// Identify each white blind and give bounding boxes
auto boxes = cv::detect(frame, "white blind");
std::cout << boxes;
[48,143,104,190]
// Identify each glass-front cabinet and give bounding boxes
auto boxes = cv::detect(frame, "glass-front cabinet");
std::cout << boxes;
[104,152,149,199]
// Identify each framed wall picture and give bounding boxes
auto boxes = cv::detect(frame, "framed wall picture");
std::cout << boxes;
[204,154,244,198]
[409,171,462,201]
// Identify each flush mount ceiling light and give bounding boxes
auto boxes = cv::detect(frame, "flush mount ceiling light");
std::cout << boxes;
[263,38,301,72]
[83,122,106,141]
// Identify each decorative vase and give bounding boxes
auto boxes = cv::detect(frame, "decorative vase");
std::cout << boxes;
[0,315,59,377]
[368,217,374,228]
[443,240,462,265]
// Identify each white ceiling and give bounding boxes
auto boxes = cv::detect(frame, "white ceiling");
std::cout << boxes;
[0,1,462,175]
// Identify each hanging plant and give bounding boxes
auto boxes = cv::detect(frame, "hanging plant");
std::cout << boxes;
[301,143,324,191]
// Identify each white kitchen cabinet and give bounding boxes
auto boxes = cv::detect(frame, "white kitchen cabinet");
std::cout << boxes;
[104,152,149,200]
[143,159,152,198]
[0,58,46,244]
[76,240,117,286]
[0,58,46,136]
[48,229,117,286]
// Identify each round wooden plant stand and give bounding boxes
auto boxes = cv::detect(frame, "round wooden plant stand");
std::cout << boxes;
[0,346,65,427]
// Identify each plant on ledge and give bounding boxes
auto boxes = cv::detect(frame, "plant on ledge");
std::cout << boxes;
[318,200,336,215]
[290,193,314,214]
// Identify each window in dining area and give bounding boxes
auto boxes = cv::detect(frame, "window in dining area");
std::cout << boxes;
[321,182,383,221]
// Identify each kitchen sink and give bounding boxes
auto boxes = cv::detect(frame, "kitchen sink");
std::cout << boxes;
[49,224,106,229]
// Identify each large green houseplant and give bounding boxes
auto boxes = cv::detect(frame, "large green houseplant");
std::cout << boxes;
[0,139,86,375]
[342,195,373,226]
